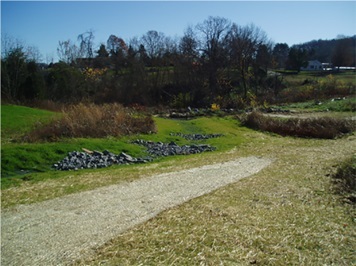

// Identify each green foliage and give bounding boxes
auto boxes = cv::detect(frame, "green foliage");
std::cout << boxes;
[172,92,194,109]
[1,48,29,100]
[287,47,309,72]
[46,62,88,100]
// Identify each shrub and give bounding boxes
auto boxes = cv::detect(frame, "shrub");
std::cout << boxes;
[24,103,156,142]
[241,111,355,139]
[331,156,356,204]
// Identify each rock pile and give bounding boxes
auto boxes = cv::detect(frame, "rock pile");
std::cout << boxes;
[169,132,224,140]
[53,150,151,171]
[54,139,218,171]
[132,140,216,157]
[54,130,223,171]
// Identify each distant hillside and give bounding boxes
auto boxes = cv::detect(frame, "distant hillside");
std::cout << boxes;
[294,35,356,66]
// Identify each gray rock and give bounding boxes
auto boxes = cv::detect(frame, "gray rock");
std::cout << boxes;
[55,133,218,171]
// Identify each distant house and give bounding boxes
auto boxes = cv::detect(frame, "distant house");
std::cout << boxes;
[322,62,333,70]
[301,60,323,71]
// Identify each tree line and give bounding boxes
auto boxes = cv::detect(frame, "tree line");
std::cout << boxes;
[2,16,355,107]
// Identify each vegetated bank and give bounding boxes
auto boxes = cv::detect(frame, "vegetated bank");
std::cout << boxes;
[331,155,356,204]
[22,103,156,142]
[240,111,355,139]
[1,104,243,189]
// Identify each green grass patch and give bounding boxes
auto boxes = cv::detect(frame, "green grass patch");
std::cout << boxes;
[275,97,356,112]
[1,108,245,190]
[282,71,356,86]
[1,114,247,207]
[1,137,147,181]
[1,104,59,143]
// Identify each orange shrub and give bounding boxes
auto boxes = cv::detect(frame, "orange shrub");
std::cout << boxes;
[24,103,156,142]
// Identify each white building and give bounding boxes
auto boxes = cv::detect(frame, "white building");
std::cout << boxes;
[301,60,323,71]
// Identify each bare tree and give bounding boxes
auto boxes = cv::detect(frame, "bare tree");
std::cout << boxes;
[1,33,24,59]
[179,26,199,61]
[57,40,80,64]
[77,30,95,58]
[141,30,165,60]
[196,16,231,97]
[107,34,128,55]
[26,45,43,62]
[227,23,268,97]
[45,53,54,65]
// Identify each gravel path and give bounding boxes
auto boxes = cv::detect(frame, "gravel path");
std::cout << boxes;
[1,156,272,266]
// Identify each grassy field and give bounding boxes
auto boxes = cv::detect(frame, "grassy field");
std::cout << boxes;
[272,97,356,113]
[1,104,355,265]
[282,71,356,86]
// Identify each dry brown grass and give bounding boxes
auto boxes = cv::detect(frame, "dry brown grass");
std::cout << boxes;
[23,103,156,142]
[241,111,355,139]
[3,118,355,265]
[331,155,356,204]
[71,133,356,266]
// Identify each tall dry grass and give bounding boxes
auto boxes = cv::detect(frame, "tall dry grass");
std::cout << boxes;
[331,156,356,204]
[24,103,156,142]
[241,111,355,139]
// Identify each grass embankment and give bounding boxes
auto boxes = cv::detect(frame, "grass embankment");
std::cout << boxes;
[242,111,355,139]
[1,104,243,193]
[1,104,154,187]
[2,104,355,265]
[23,103,155,142]
[1,104,60,143]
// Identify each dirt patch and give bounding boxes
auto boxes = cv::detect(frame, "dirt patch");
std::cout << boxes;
[1,156,272,266]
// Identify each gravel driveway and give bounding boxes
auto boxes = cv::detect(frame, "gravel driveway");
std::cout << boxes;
[1,156,272,266]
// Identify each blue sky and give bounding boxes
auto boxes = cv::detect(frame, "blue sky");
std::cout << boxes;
[2,1,355,62]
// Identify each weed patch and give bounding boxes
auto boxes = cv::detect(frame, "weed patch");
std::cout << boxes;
[23,103,156,142]
[241,111,355,139]
[331,156,356,204]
